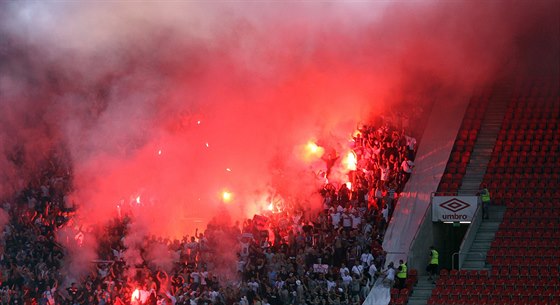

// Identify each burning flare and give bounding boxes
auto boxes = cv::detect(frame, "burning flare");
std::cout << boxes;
[131,289,140,303]
[222,191,233,203]
[343,151,357,171]
[302,140,324,162]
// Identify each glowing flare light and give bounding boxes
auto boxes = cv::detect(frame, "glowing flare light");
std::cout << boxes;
[307,141,320,153]
[303,140,324,162]
[131,289,140,303]
[343,151,357,171]
[222,191,233,203]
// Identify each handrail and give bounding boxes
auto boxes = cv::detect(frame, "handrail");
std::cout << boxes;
[452,252,459,270]
[452,252,484,270]
[455,198,483,269]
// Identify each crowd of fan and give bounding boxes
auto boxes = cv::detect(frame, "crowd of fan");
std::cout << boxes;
[0,122,416,305]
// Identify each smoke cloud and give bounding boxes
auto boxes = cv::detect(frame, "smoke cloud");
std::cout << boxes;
[1,1,558,279]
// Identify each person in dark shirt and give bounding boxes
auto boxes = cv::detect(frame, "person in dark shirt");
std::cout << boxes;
[66,283,80,305]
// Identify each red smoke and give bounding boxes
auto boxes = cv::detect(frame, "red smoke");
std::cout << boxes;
[0,1,558,279]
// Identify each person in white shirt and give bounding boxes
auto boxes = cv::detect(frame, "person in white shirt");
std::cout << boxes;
[350,212,361,230]
[400,157,414,184]
[351,261,363,277]
[190,270,201,288]
[326,278,337,291]
[341,270,353,287]
[208,289,220,303]
[44,283,57,305]
[382,204,389,223]
[401,158,414,174]
[362,222,373,236]
[405,135,417,152]
[374,184,384,208]
[368,263,378,282]
[330,210,341,229]
[339,263,350,278]
[239,296,249,305]
[341,211,352,231]
[380,162,391,182]
[360,250,374,267]
[382,262,396,287]
[248,277,259,292]
[160,292,176,305]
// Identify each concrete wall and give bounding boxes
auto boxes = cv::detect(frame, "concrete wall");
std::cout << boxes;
[407,205,434,275]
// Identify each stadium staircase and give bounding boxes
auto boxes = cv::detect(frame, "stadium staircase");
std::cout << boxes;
[406,275,435,305]
[457,85,510,270]
[458,85,510,195]
[426,77,560,305]
[460,205,506,270]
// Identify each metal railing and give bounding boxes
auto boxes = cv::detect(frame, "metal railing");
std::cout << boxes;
[451,198,483,270]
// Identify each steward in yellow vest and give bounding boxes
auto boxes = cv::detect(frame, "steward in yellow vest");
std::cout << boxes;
[427,246,439,281]
[480,184,491,219]
[397,259,407,289]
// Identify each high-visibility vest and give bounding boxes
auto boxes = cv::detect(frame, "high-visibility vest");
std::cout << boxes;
[431,249,439,265]
[397,263,407,279]
[481,188,491,202]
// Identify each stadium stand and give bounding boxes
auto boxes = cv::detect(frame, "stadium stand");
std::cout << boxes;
[425,77,560,305]
[437,93,489,194]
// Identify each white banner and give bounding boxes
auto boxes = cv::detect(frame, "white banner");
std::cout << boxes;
[432,196,478,222]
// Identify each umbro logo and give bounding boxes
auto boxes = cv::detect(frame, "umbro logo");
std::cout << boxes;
[440,198,470,213]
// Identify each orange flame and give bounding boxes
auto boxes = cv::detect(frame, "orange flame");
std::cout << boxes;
[343,151,357,171]
[303,140,324,162]
[222,191,233,203]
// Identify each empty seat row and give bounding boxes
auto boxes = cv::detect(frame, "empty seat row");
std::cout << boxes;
[504,201,560,210]
[489,240,560,251]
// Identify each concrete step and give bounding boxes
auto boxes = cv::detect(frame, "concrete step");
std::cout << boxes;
[461,171,478,176]
[407,299,428,305]
[474,232,496,241]
[466,252,487,260]
[474,143,495,148]
[479,222,500,230]
[461,266,489,271]
[461,181,484,185]
[410,288,433,299]
[466,152,492,157]
[408,276,436,305]
[470,242,492,251]
[461,176,485,180]
[460,179,483,184]
[462,260,486,269]
[488,206,506,219]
